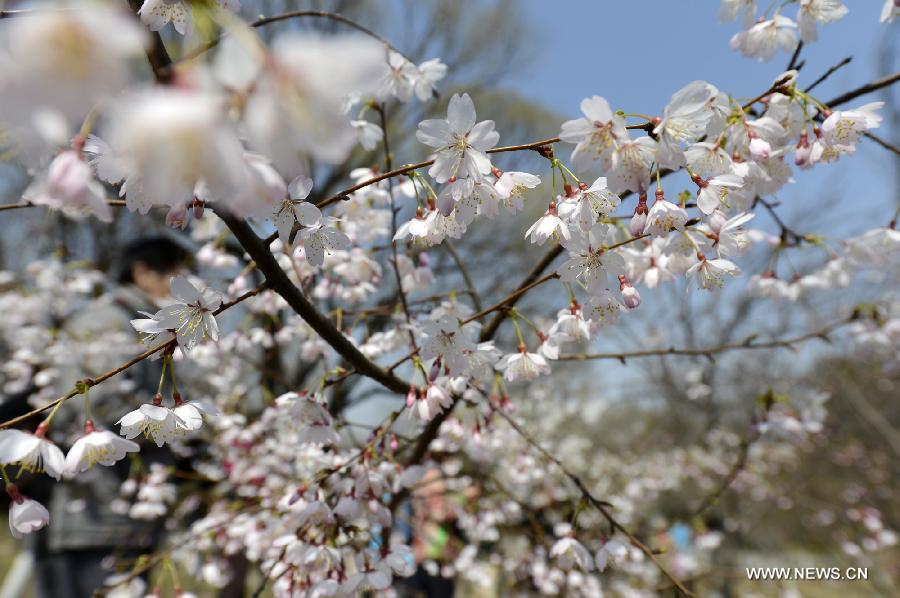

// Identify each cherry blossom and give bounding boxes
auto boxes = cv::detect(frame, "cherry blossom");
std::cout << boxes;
[350,119,383,151]
[595,539,628,572]
[606,136,658,194]
[730,15,798,62]
[64,420,140,476]
[24,148,112,222]
[104,89,246,214]
[694,173,745,215]
[526,202,572,246]
[117,402,183,447]
[0,427,66,480]
[882,0,899,22]
[417,93,499,183]
[496,350,551,382]
[6,484,49,539]
[644,190,688,237]
[653,81,719,169]
[560,96,628,173]
[558,223,626,292]
[584,290,624,325]
[708,211,755,258]
[686,253,741,290]
[139,1,241,35]
[150,277,222,351]
[0,5,148,158]
[242,32,385,171]
[379,51,447,102]
[0,4,896,595]
[797,0,848,42]
[821,103,884,148]
[550,534,594,571]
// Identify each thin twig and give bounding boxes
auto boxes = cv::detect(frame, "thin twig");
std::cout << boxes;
[491,406,694,597]
[173,10,408,67]
[442,239,483,313]
[862,130,900,157]
[823,71,900,108]
[803,56,852,93]
[786,41,804,72]
[0,283,268,430]
[558,317,848,362]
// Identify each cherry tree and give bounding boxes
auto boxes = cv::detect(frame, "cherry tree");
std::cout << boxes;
[0,1,898,596]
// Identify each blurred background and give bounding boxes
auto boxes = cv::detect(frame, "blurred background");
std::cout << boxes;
[0,0,898,596]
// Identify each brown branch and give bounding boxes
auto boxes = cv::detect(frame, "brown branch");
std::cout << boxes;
[442,239,483,313]
[691,435,754,518]
[376,102,418,353]
[803,56,852,93]
[491,406,693,597]
[558,317,849,362]
[862,130,900,157]
[173,10,407,68]
[0,200,127,212]
[214,209,410,395]
[126,0,172,83]
[786,41,804,72]
[0,283,268,430]
[824,71,900,108]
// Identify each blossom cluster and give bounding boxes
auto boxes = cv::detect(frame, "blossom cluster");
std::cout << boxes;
[0,1,897,596]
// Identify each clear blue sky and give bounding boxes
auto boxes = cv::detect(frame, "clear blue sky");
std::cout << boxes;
[508,1,899,237]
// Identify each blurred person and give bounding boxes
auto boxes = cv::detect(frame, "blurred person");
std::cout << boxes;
[0,237,191,598]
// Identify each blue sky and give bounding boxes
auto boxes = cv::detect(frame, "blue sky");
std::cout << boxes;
[508,1,898,237]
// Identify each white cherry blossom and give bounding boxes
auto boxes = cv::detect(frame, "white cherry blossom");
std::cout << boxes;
[730,15,798,62]
[560,96,628,173]
[6,485,49,539]
[797,0,848,42]
[496,350,551,382]
[0,428,65,480]
[416,93,499,183]
[117,403,183,447]
[645,191,689,237]
[64,421,140,476]
[139,1,241,35]
[686,253,741,290]
[151,277,222,351]
[526,202,571,246]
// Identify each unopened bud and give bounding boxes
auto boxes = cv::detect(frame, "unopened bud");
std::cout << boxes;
[619,275,641,309]
[428,357,442,382]
[630,193,649,237]
[166,204,189,230]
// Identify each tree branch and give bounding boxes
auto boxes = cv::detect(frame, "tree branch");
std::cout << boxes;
[559,317,851,363]
[0,283,268,430]
[214,209,410,395]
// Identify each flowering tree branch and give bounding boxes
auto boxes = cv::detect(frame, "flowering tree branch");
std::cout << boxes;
[0,283,268,430]
[214,208,411,395]
[558,315,854,363]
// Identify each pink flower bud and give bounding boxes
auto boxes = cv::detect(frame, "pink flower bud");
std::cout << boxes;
[618,275,641,309]
[621,285,641,309]
[708,209,728,232]
[406,386,417,408]
[46,150,91,204]
[428,357,442,382]
[749,137,771,161]
[166,204,189,229]
[630,192,649,237]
